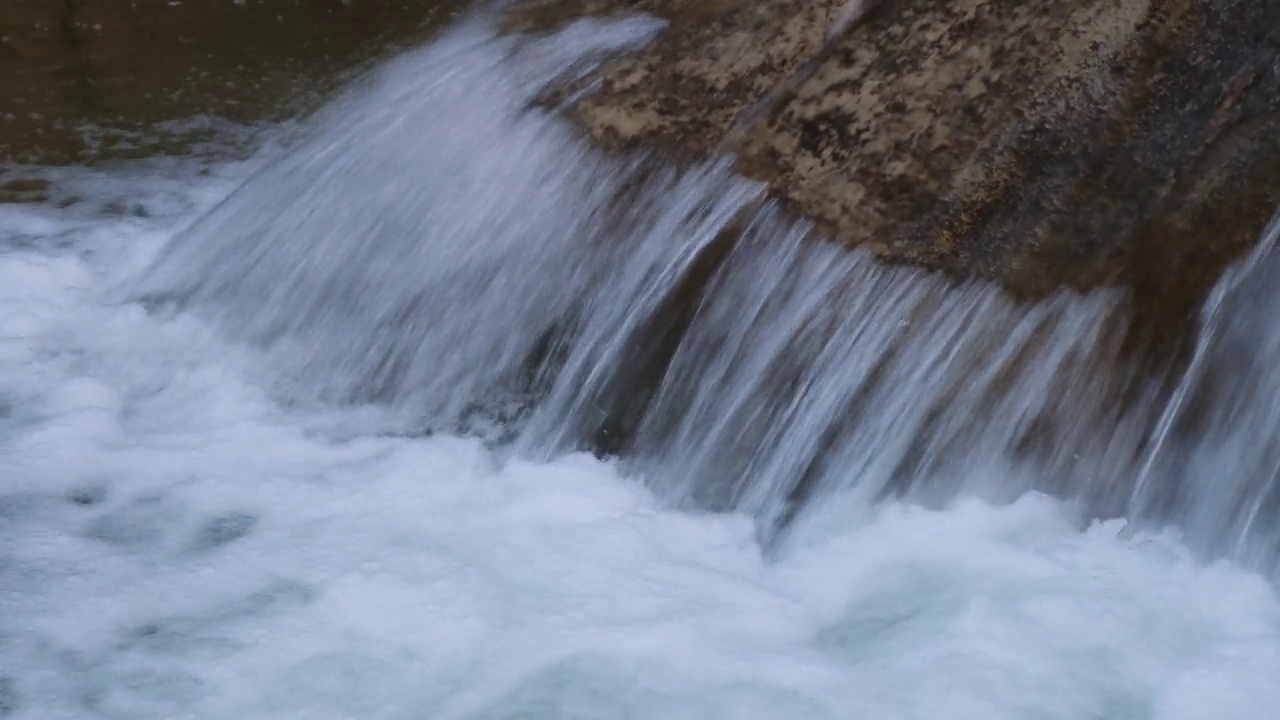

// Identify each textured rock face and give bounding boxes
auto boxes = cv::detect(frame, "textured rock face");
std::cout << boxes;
[557,0,847,154]
[0,0,458,165]
[740,0,1280,347]
[514,0,847,156]
[525,0,1280,353]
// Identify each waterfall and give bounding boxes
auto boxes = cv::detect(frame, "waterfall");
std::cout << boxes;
[135,15,1280,573]
[8,11,1280,719]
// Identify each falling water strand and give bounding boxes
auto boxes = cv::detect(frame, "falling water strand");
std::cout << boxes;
[1126,211,1280,569]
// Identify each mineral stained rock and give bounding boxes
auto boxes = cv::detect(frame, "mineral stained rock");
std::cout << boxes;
[525,0,1280,352]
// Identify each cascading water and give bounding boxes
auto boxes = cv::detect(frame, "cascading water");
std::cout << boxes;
[131,12,1280,568]
[1127,215,1280,570]
[4,12,1280,720]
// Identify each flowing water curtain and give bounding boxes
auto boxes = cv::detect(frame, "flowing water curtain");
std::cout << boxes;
[133,17,668,429]
[130,13,1280,573]
[1128,212,1280,571]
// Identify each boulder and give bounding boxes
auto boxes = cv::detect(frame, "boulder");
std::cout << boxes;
[527,0,1280,355]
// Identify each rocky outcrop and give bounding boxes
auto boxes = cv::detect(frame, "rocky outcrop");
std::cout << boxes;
[530,0,849,154]
[0,0,459,165]
[518,0,1280,355]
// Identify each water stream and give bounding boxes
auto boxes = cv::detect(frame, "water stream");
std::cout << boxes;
[3,14,1280,720]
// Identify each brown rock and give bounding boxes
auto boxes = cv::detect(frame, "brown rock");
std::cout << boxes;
[0,0,461,165]
[528,0,1280,358]
[0,176,49,203]
[741,0,1280,348]
[551,0,849,155]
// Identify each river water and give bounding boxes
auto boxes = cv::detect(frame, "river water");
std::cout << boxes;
[3,15,1280,720]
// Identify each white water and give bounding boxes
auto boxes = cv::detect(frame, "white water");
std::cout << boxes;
[4,15,1280,720]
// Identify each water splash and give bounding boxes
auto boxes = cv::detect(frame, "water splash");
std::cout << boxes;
[136,16,672,427]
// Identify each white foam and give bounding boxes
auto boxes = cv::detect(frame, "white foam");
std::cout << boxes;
[1,159,1279,720]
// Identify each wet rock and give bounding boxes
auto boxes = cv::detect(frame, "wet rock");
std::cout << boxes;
[0,0,462,165]
[0,177,49,203]
[741,0,1280,351]
[534,0,1280,357]
[542,0,849,155]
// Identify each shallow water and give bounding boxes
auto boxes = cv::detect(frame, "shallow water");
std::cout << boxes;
[3,15,1280,720]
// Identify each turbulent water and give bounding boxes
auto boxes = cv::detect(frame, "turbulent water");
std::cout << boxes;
[4,14,1280,720]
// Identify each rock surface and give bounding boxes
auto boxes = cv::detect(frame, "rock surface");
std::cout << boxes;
[0,0,459,165]
[522,0,1280,354]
